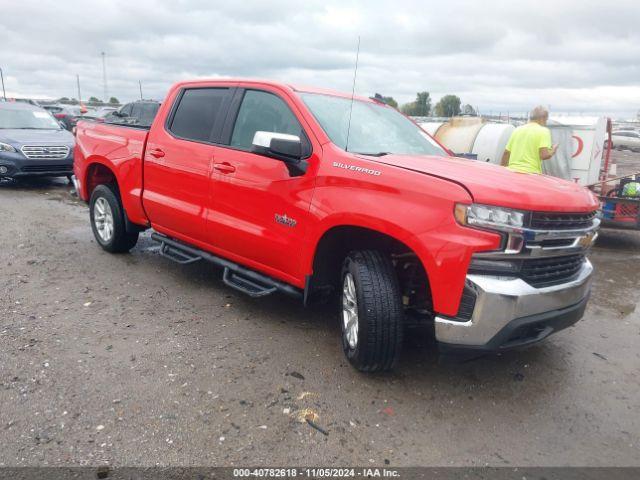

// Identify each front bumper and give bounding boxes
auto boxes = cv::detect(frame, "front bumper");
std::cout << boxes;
[435,258,593,352]
[0,153,73,178]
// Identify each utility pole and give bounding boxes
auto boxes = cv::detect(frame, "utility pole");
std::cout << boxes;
[0,67,6,101]
[139,80,143,101]
[101,52,108,103]
[76,74,82,104]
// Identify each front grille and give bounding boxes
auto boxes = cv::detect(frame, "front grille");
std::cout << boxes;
[520,254,585,288]
[21,164,71,172]
[528,238,576,248]
[21,145,70,159]
[530,211,597,230]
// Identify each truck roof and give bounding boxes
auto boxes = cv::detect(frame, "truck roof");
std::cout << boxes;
[171,78,376,104]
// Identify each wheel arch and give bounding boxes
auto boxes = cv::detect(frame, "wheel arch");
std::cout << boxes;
[85,160,145,234]
[305,224,433,314]
[84,160,119,199]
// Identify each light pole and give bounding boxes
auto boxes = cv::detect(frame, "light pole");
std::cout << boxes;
[76,74,82,104]
[101,52,108,103]
[139,80,143,101]
[0,67,6,101]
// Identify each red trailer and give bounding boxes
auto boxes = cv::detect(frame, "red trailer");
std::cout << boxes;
[588,119,640,230]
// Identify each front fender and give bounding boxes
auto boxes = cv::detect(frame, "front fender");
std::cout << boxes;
[303,161,501,316]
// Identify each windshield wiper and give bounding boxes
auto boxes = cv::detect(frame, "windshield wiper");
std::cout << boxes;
[353,152,391,157]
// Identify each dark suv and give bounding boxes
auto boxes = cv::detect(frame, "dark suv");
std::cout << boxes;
[105,100,160,127]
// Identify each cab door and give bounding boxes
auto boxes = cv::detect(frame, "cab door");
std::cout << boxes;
[205,87,320,283]
[142,86,234,244]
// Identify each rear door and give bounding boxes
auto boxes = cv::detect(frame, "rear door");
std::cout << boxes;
[205,87,320,283]
[142,85,234,244]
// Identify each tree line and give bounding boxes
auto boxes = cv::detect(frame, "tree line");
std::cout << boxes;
[57,96,120,106]
[376,91,476,117]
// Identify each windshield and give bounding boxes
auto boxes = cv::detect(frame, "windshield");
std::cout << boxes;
[300,93,446,156]
[0,108,61,129]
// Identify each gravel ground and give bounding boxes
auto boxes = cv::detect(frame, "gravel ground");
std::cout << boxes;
[1,157,639,467]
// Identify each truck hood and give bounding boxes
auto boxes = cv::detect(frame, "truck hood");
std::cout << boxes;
[0,128,75,147]
[367,154,599,212]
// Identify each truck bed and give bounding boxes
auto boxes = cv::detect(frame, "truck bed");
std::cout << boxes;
[74,120,150,226]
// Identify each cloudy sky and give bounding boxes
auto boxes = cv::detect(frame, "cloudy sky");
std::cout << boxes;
[1,0,639,117]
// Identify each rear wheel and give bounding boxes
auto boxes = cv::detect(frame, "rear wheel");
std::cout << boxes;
[89,184,139,253]
[340,250,403,372]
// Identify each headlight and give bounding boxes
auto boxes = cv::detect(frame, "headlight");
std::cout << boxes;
[455,203,525,230]
[0,142,17,153]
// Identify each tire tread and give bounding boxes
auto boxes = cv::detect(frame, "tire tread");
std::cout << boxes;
[342,250,403,372]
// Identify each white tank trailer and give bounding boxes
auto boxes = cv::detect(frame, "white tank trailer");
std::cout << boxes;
[419,116,608,186]
[419,117,514,165]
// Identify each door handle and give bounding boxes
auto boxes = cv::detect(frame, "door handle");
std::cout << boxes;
[213,162,236,173]
[149,148,165,159]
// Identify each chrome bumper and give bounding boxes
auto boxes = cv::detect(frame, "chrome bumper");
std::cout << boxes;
[71,174,81,193]
[435,259,593,347]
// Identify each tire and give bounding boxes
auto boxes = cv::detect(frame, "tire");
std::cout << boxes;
[89,184,139,253]
[340,250,403,372]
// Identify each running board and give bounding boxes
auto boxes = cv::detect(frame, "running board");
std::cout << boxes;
[159,242,202,264]
[223,268,277,297]
[151,233,302,300]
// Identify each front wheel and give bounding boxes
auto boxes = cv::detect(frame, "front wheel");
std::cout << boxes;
[340,250,403,372]
[89,184,139,253]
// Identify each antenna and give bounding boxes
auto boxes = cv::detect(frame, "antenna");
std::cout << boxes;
[345,36,360,152]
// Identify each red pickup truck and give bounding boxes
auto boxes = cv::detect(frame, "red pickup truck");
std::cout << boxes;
[73,79,600,371]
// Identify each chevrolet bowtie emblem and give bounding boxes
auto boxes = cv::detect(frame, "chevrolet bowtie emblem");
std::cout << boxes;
[578,231,597,248]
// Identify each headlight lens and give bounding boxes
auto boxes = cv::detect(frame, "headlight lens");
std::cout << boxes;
[455,203,525,230]
[0,142,17,153]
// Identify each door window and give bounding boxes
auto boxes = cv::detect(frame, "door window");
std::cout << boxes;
[169,88,229,142]
[230,90,306,151]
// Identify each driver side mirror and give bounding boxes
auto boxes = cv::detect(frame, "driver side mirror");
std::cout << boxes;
[251,131,308,177]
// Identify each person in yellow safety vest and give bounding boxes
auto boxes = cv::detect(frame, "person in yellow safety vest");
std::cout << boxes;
[501,105,558,174]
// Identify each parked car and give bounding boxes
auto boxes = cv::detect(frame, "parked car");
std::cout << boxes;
[105,100,160,127]
[73,79,600,371]
[43,104,83,130]
[92,107,118,122]
[70,107,118,128]
[12,98,41,107]
[0,102,75,180]
[611,130,640,152]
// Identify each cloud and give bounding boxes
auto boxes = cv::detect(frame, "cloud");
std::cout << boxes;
[1,0,639,117]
